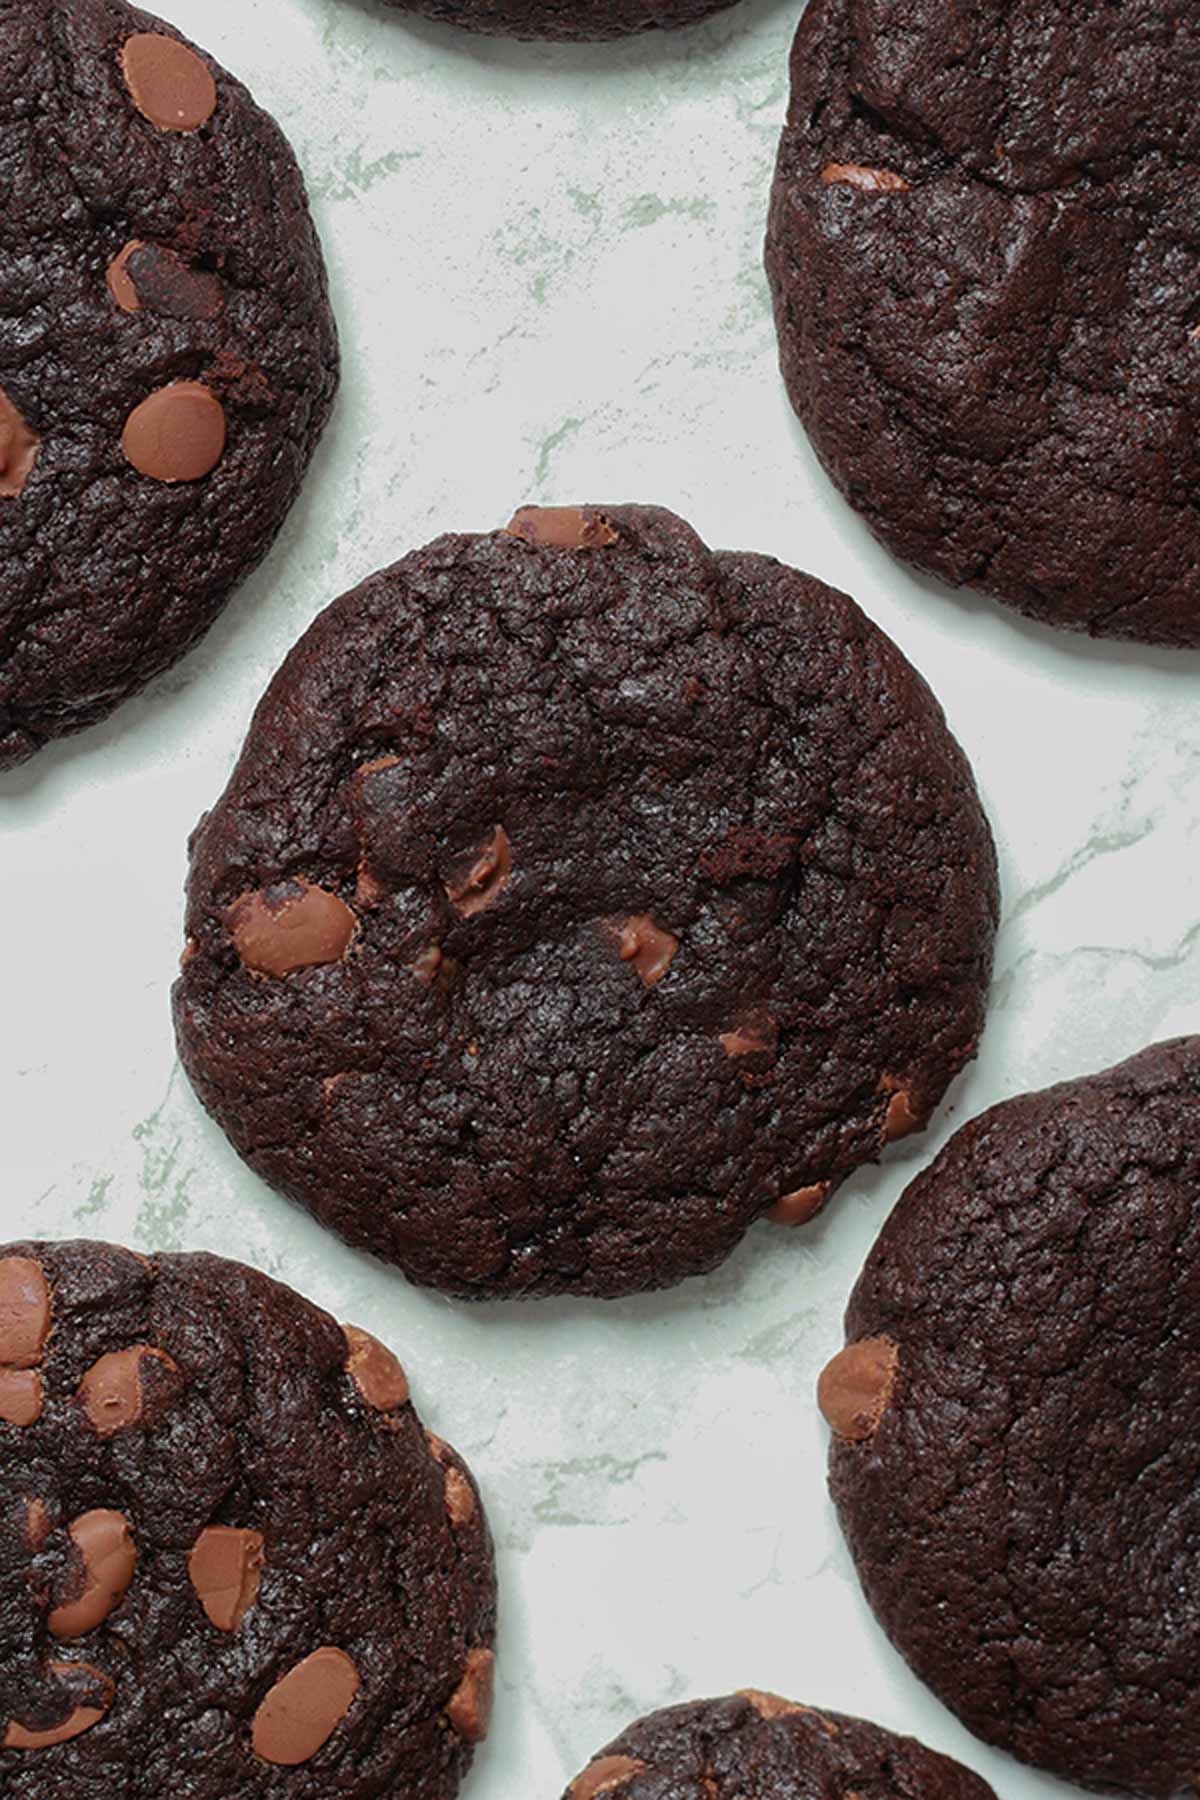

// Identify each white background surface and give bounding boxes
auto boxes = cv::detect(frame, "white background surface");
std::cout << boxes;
[3,0,1198,1795]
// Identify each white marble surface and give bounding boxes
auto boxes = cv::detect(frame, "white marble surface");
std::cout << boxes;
[3,0,1199,1795]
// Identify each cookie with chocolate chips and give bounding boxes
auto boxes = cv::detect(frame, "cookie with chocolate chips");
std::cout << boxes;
[562,1692,996,1800]
[766,0,1200,645]
[819,1038,1200,1798]
[0,1240,495,1796]
[354,0,739,44]
[0,0,337,769]
[173,503,997,1300]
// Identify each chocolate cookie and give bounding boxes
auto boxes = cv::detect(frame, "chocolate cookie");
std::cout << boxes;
[0,0,337,769]
[818,1038,1200,1797]
[354,0,739,44]
[0,1240,496,1795]
[562,1691,997,1800]
[173,503,998,1301]
[766,0,1200,646]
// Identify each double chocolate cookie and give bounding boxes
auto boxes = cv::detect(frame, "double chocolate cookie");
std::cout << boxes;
[0,0,337,768]
[819,1039,1200,1797]
[0,1240,495,1795]
[767,0,1200,645]
[173,504,997,1300]
[563,1692,996,1800]
[355,0,739,44]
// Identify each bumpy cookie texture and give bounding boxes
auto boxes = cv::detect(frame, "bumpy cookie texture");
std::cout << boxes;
[0,0,337,769]
[357,0,738,43]
[0,1241,495,1797]
[766,0,1200,646]
[173,504,997,1301]
[562,1693,997,1800]
[824,1039,1200,1798]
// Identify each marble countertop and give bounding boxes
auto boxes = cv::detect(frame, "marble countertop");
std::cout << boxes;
[4,0,1198,1794]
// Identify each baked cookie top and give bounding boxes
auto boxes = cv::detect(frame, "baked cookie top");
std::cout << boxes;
[0,0,336,768]
[562,1691,996,1800]
[0,1240,495,1796]
[767,0,1200,645]
[820,1038,1200,1796]
[174,504,997,1300]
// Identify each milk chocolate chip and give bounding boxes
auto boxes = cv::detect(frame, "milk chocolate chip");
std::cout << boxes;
[120,33,217,132]
[252,1646,360,1766]
[817,1337,899,1442]
[4,1664,114,1750]
[821,162,911,193]
[77,1344,181,1438]
[879,1078,921,1143]
[342,1324,409,1411]
[25,1498,52,1552]
[446,1647,494,1743]
[0,1255,51,1366]
[411,944,444,984]
[49,1510,137,1639]
[228,880,357,978]
[616,915,679,987]
[427,1433,477,1526]
[0,387,39,499]
[107,241,223,320]
[188,1525,264,1632]
[446,828,511,918]
[0,1369,43,1426]
[739,1691,839,1735]
[122,381,226,483]
[504,505,618,549]
[572,1756,648,1800]
[766,1182,830,1227]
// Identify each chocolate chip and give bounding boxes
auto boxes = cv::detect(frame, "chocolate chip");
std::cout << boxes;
[719,1019,777,1060]
[766,1182,830,1227]
[446,828,511,918]
[120,33,217,133]
[821,162,911,193]
[738,1691,840,1735]
[227,880,357,978]
[411,944,444,984]
[25,1499,52,1552]
[3,1663,114,1750]
[188,1525,264,1632]
[504,505,618,549]
[571,1756,648,1800]
[0,387,39,499]
[445,1647,494,1743]
[0,1369,41,1427]
[615,914,679,987]
[817,1337,899,1442]
[426,1432,477,1527]
[77,1344,182,1439]
[48,1510,137,1640]
[251,1646,360,1766]
[107,241,223,321]
[879,1078,921,1143]
[0,1255,51,1367]
[121,381,226,483]
[342,1325,409,1412]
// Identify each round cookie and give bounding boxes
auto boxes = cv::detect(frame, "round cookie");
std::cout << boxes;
[562,1692,997,1800]
[173,503,998,1301]
[0,0,337,769]
[352,0,740,44]
[766,0,1200,646]
[0,1240,495,1796]
[818,1038,1200,1797]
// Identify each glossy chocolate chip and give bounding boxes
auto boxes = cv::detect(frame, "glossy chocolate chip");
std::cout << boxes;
[122,381,226,483]
[446,1647,494,1743]
[120,33,216,132]
[0,1256,51,1367]
[49,1510,137,1639]
[343,1325,409,1411]
[77,1344,181,1438]
[251,1646,360,1766]
[817,1338,899,1442]
[188,1525,264,1632]
[504,505,618,549]
[615,915,679,987]
[227,880,357,978]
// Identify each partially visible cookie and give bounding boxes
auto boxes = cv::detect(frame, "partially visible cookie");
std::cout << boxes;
[173,502,998,1301]
[820,1039,1200,1797]
[766,0,1200,645]
[562,1692,996,1800]
[0,1241,495,1797]
[353,0,740,43]
[0,0,337,768]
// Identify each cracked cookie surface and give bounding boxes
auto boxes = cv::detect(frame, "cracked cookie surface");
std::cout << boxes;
[173,503,998,1301]
[822,1038,1200,1797]
[766,0,1200,645]
[0,0,337,768]
[562,1692,996,1800]
[0,1240,495,1796]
